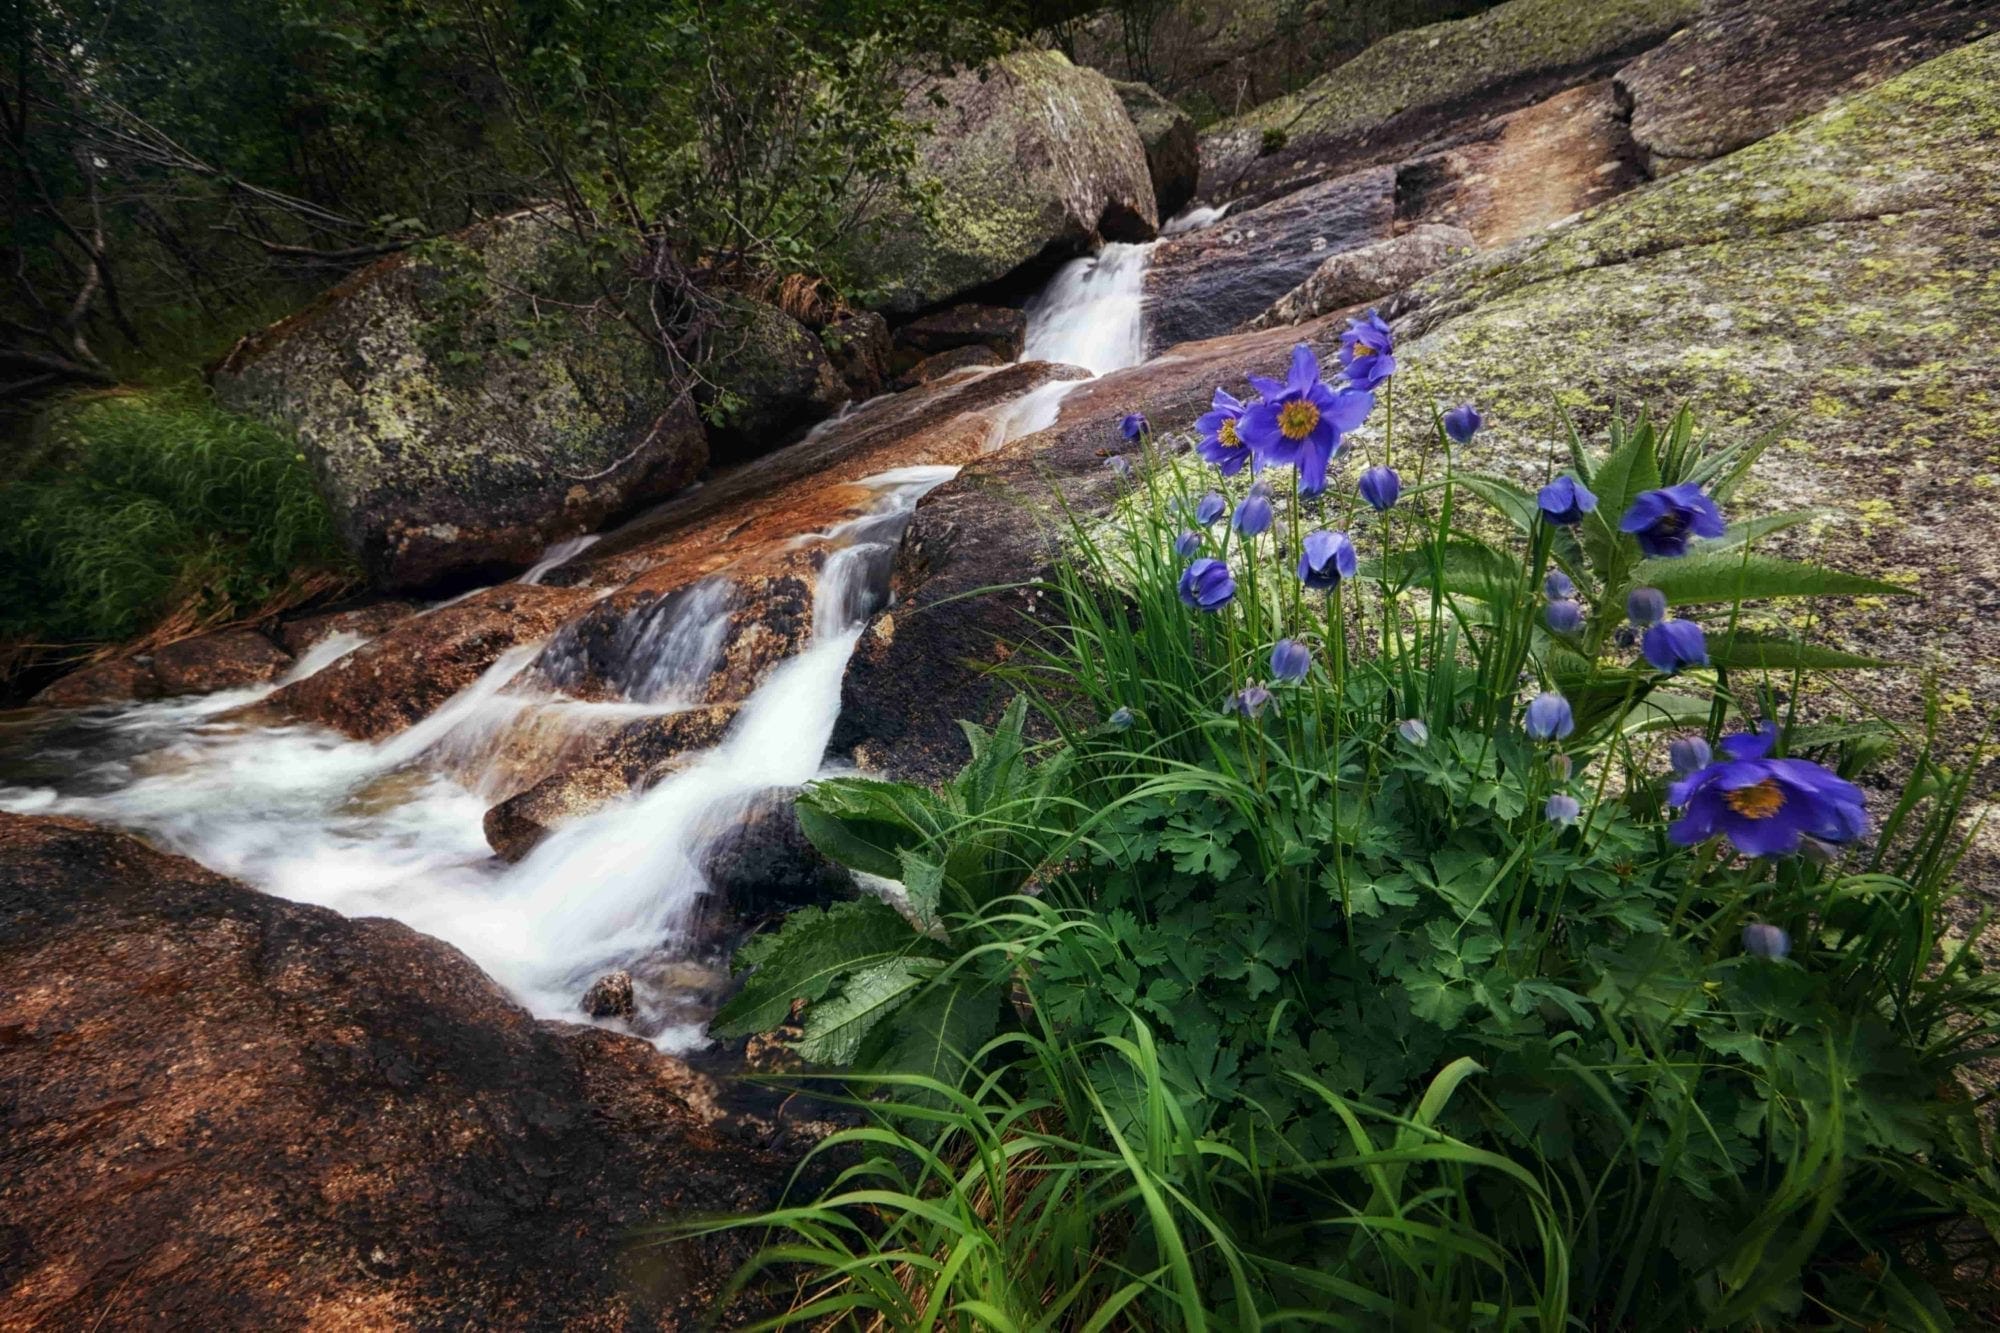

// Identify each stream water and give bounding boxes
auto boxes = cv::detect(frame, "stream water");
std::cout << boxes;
[0,226,1170,1048]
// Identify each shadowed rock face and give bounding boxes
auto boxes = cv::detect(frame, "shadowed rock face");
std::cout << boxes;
[1243,224,1475,332]
[1617,0,2000,175]
[30,657,162,708]
[1114,80,1199,219]
[893,304,1028,362]
[697,295,848,460]
[0,812,792,1330]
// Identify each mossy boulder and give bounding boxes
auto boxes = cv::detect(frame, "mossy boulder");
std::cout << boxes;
[213,208,706,592]
[843,50,1159,314]
[1200,0,1701,202]
[1113,80,1199,219]
[696,296,846,459]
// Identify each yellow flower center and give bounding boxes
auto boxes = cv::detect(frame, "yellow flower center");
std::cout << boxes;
[1278,400,1320,441]
[1724,779,1786,820]
[1220,418,1242,449]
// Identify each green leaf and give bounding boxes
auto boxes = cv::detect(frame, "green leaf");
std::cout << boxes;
[897,845,947,926]
[1632,552,1905,604]
[793,957,935,1066]
[1580,417,1662,576]
[1706,633,1895,671]
[794,777,945,881]
[1456,473,1539,536]
[1363,539,1525,604]
[855,976,1001,1086]
[710,897,926,1038]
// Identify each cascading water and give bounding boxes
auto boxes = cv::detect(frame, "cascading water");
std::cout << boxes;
[1021,240,1151,375]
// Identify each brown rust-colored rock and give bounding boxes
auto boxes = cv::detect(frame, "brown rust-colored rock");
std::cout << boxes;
[1244,224,1475,331]
[268,583,594,741]
[893,304,1028,362]
[150,628,294,696]
[896,345,1005,389]
[820,311,894,401]
[275,600,419,656]
[581,969,639,1020]
[0,811,791,1330]
[30,657,162,709]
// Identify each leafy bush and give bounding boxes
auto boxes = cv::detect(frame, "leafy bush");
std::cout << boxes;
[0,389,351,652]
[687,331,1999,1328]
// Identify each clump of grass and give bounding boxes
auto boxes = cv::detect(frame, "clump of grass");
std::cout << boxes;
[0,388,353,657]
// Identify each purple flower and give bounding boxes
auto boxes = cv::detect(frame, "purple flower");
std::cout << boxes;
[1641,618,1708,674]
[1193,491,1228,526]
[1543,569,1576,600]
[1225,683,1274,719]
[1619,482,1726,558]
[1668,734,1712,776]
[1120,412,1148,441]
[1232,488,1274,537]
[1545,599,1584,633]
[1194,388,1253,476]
[1270,638,1312,683]
[1545,793,1582,825]
[1524,691,1574,742]
[1742,922,1791,960]
[1179,557,1236,612]
[1338,310,1396,391]
[1239,343,1374,495]
[1107,707,1135,731]
[1398,718,1430,746]
[1442,403,1483,445]
[1174,529,1203,558]
[1537,475,1598,526]
[1105,455,1133,482]
[1358,465,1401,512]
[1669,724,1867,858]
[1296,529,1357,589]
[1627,586,1667,627]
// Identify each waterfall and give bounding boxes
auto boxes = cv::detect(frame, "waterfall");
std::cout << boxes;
[1021,240,1151,375]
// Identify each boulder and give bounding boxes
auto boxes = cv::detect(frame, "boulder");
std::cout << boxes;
[1244,224,1476,331]
[267,582,593,741]
[1113,80,1199,219]
[820,310,894,400]
[31,657,160,709]
[896,345,1005,388]
[581,969,638,1020]
[698,294,847,458]
[213,208,708,592]
[893,304,1028,361]
[697,786,854,920]
[1142,166,1394,352]
[1199,0,1702,203]
[0,811,792,1330]
[843,50,1159,314]
[1617,0,1999,175]
[150,628,294,696]
[275,600,418,656]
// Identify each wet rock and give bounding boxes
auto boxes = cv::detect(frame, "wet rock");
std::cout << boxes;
[1617,0,1999,175]
[213,207,709,591]
[151,628,294,696]
[820,310,894,400]
[30,657,161,709]
[274,600,418,656]
[698,786,854,919]
[1244,223,1475,331]
[581,970,638,1020]
[0,811,792,1330]
[484,705,742,860]
[1113,80,1199,220]
[1199,0,1701,203]
[1143,166,1394,351]
[893,304,1027,361]
[698,294,847,458]
[842,50,1158,314]
[896,345,1004,389]
[268,582,593,741]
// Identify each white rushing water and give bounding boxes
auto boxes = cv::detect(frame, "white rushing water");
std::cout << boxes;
[1021,240,1151,376]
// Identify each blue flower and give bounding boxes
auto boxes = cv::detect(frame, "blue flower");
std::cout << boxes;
[1193,491,1228,526]
[1668,734,1712,776]
[1627,586,1667,627]
[1240,343,1374,495]
[1120,412,1148,441]
[1641,618,1708,674]
[1619,482,1725,558]
[1232,487,1274,537]
[1225,683,1274,719]
[1173,529,1202,558]
[1524,691,1574,742]
[1398,718,1430,746]
[1742,922,1790,960]
[1543,569,1576,600]
[1442,403,1483,445]
[1537,475,1598,526]
[1179,557,1236,612]
[1296,529,1357,589]
[1270,638,1312,683]
[1358,465,1401,512]
[1338,310,1396,391]
[1668,724,1868,858]
[1107,707,1135,732]
[1194,388,1253,476]
[1545,599,1584,633]
[1545,793,1581,825]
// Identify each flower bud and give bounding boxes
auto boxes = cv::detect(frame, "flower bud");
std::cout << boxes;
[1544,793,1581,825]
[1397,718,1430,747]
[1548,752,1573,781]
[1545,598,1584,633]
[1626,586,1668,627]
[1742,922,1790,960]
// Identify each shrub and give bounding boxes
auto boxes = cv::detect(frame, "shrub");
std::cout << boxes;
[684,328,2000,1328]
[0,389,351,653]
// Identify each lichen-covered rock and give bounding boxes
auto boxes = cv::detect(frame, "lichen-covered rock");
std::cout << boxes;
[820,310,894,400]
[212,207,707,591]
[893,304,1028,361]
[0,812,791,1330]
[1114,80,1199,219]
[1244,223,1475,330]
[30,656,161,709]
[698,294,847,458]
[1200,0,1701,203]
[1617,0,1998,175]
[150,628,294,696]
[843,50,1159,314]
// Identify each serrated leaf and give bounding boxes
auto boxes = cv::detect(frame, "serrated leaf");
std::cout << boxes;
[1706,633,1895,671]
[1455,473,1539,535]
[1633,552,1905,604]
[793,957,935,1066]
[1363,539,1524,603]
[897,845,947,926]
[795,777,944,881]
[711,897,925,1038]
[856,977,1001,1087]
[1580,419,1662,577]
